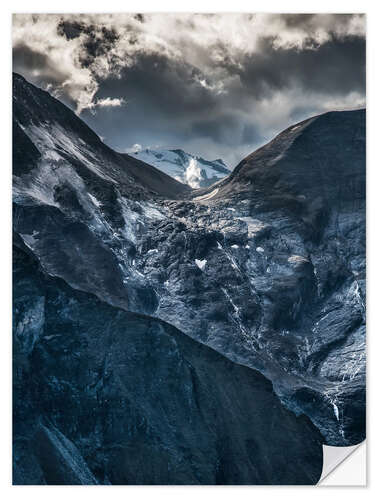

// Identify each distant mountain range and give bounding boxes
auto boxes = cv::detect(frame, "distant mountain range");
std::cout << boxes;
[128,148,230,188]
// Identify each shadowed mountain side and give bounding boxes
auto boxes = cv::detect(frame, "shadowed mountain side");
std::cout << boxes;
[13,72,191,199]
[13,245,323,485]
[196,110,365,221]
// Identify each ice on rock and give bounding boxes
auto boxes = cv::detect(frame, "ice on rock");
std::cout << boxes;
[88,193,102,208]
[333,403,340,421]
[288,255,309,264]
[195,259,207,270]
[44,150,61,162]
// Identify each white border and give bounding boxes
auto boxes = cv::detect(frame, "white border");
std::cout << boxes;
[319,442,367,485]
[1,1,372,497]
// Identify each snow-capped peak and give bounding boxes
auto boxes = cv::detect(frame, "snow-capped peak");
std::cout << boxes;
[128,148,230,189]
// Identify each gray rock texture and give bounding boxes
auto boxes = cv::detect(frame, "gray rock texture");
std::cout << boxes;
[13,245,323,484]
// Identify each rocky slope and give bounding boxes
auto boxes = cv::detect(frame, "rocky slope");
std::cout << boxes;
[13,73,365,482]
[188,110,366,445]
[13,73,190,200]
[13,244,323,484]
[128,148,230,188]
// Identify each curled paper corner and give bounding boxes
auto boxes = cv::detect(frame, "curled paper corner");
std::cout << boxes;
[318,441,366,485]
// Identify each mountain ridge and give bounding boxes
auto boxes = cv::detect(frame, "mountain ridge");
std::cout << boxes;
[196,108,365,204]
[128,147,230,188]
[13,72,191,200]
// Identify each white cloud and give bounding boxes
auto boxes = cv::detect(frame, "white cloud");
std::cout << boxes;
[87,97,125,111]
[125,143,143,153]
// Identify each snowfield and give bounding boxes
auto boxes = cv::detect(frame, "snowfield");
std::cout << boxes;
[129,148,230,188]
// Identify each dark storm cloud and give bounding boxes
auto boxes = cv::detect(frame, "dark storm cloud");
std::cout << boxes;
[57,19,122,69]
[81,33,365,163]
[235,35,365,97]
[12,13,366,166]
[95,53,219,117]
[81,52,248,155]
[79,53,221,153]
[57,20,84,40]
[12,43,78,109]
[281,13,355,31]
[134,13,145,23]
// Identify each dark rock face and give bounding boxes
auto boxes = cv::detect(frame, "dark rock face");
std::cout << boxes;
[13,74,365,483]
[186,110,366,446]
[13,73,190,200]
[13,246,323,485]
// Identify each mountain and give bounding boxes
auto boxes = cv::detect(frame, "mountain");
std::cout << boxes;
[186,109,366,445]
[13,244,322,485]
[13,73,365,484]
[13,73,191,200]
[128,148,230,188]
[209,110,365,209]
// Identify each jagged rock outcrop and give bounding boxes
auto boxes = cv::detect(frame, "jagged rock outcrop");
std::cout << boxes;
[13,71,365,486]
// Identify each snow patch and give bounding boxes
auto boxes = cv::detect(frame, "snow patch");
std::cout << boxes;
[288,255,309,264]
[195,259,207,270]
[88,193,102,208]
[332,402,340,421]
[193,188,219,202]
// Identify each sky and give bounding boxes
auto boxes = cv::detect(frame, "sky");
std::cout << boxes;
[12,13,366,168]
